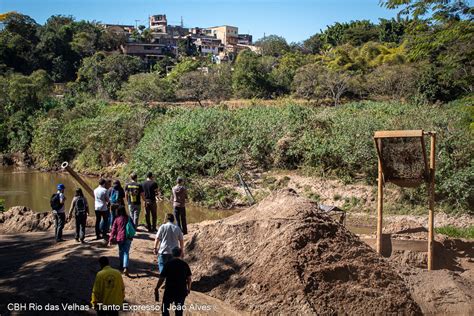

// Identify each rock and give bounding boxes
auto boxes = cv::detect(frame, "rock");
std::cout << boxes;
[0,206,95,234]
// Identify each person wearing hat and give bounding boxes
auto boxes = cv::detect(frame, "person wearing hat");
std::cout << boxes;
[171,177,188,234]
[51,183,67,242]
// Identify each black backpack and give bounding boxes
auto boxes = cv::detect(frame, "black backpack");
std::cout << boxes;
[50,193,62,211]
[75,197,86,214]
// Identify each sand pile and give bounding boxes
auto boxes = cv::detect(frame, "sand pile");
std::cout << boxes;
[0,206,94,234]
[185,189,421,315]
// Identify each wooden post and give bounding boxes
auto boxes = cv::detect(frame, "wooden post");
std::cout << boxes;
[376,140,384,254]
[61,162,95,199]
[427,133,436,270]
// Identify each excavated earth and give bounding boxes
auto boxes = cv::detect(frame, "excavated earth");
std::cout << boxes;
[185,189,421,315]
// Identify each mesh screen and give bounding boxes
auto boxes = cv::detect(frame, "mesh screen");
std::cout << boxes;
[378,137,428,186]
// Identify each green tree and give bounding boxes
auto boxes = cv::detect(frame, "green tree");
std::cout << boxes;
[118,72,175,102]
[293,64,351,105]
[303,34,325,54]
[254,35,290,57]
[232,50,273,98]
[381,0,473,21]
[0,12,40,74]
[76,52,143,99]
[378,18,408,43]
[271,51,311,95]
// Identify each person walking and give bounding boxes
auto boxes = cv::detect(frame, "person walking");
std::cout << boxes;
[91,256,125,316]
[107,179,125,228]
[51,183,67,242]
[67,188,89,243]
[108,205,135,276]
[125,173,144,228]
[94,178,110,240]
[142,172,159,233]
[172,177,188,235]
[153,214,184,274]
[154,247,191,316]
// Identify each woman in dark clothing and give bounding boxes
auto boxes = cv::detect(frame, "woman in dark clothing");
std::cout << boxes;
[108,179,126,228]
[108,205,134,276]
[67,188,89,243]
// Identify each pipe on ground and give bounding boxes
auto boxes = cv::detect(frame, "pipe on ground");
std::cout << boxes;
[61,162,94,198]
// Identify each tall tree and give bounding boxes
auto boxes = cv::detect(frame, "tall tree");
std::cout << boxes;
[254,35,290,57]
[232,50,273,98]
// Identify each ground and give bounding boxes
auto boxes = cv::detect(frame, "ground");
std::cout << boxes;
[0,230,245,316]
[0,192,473,315]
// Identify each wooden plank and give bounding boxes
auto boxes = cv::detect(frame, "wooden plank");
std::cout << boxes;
[428,133,436,271]
[361,237,429,253]
[376,151,383,255]
[374,130,423,138]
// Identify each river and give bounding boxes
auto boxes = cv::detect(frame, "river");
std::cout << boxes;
[0,166,238,224]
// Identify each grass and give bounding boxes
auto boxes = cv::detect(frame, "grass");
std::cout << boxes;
[435,225,474,239]
[0,198,4,212]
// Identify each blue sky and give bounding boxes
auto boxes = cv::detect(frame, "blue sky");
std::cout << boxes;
[0,0,398,42]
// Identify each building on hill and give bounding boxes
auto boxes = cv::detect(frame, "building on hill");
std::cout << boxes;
[102,24,135,36]
[238,34,253,45]
[120,43,172,63]
[194,36,224,55]
[204,25,239,46]
[149,14,167,33]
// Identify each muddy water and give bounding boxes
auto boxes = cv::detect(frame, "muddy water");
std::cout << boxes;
[0,166,237,224]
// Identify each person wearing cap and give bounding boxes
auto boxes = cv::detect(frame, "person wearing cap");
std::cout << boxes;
[52,183,67,242]
[171,177,188,234]
[154,247,192,316]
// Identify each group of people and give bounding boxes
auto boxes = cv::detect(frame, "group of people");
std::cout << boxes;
[50,173,192,315]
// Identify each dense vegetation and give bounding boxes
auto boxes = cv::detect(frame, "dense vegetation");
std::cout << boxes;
[0,0,473,211]
[27,98,473,211]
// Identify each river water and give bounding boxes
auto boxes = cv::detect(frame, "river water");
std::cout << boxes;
[0,166,237,224]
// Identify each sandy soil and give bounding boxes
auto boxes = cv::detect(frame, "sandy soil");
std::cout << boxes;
[0,229,245,316]
[1,191,473,315]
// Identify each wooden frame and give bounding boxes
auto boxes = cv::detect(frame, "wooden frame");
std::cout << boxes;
[373,130,436,270]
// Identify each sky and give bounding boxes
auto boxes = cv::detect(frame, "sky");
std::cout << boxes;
[0,0,399,42]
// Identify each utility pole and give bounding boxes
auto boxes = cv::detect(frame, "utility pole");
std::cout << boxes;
[180,16,184,28]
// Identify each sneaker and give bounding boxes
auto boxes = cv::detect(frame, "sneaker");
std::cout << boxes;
[75,238,80,242]
[123,268,129,277]
[80,240,86,244]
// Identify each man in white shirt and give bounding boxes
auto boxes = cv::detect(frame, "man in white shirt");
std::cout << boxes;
[94,178,109,240]
[153,213,184,273]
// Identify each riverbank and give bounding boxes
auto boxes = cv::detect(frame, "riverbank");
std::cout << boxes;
[1,100,472,213]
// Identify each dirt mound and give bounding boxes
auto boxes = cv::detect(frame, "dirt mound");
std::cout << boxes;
[185,189,421,315]
[398,267,474,315]
[0,206,94,234]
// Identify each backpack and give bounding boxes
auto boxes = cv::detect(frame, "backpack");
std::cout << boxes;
[128,184,140,204]
[126,217,136,239]
[75,197,86,214]
[109,189,119,204]
[50,193,62,211]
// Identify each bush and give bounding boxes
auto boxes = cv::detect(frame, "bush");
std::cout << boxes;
[118,72,175,103]
[364,64,419,100]
[435,226,474,239]
[31,100,154,171]
[129,100,473,211]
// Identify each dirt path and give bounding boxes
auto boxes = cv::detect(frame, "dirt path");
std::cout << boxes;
[0,229,245,316]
